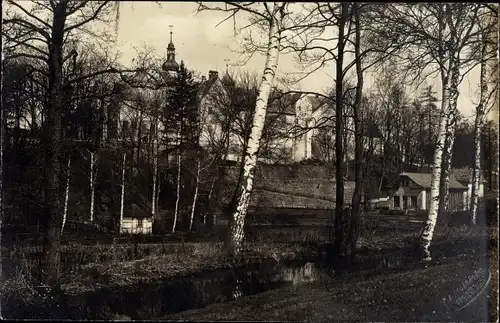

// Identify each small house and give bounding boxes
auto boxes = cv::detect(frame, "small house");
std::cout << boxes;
[450,167,487,207]
[384,172,468,212]
[120,204,153,235]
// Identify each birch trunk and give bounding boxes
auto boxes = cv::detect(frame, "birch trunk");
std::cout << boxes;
[172,128,182,233]
[61,157,71,235]
[471,37,488,224]
[420,57,459,261]
[225,7,282,255]
[439,109,457,214]
[89,151,96,223]
[151,128,158,216]
[207,178,215,227]
[119,151,126,233]
[189,158,201,232]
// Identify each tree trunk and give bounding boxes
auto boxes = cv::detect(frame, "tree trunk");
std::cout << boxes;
[207,178,216,227]
[471,37,488,224]
[225,7,282,255]
[349,3,364,262]
[1,0,6,299]
[439,104,458,215]
[420,57,459,261]
[41,2,66,287]
[89,151,96,223]
[119,151,126,233]
[333,2,349,260]
[189,158,201,232]
[151,126,158,216]
[61,156,71,235]
[172,128,182,233]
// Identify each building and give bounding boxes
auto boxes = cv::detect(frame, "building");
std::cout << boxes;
[450,167,487,208]
[384,172,468,212]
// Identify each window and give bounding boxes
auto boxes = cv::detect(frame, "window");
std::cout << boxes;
[137,218,143,228]
[411,196,418,209]
[394,196,400,208]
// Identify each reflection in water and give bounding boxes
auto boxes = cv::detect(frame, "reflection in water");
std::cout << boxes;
[233,278,243,299]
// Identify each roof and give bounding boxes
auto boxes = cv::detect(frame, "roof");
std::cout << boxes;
[268,92,302,115]
[123,203,151,219]
[450,167,487,184]
[400,172,466,190]
[308,95,329,113]
[198,77,220,98]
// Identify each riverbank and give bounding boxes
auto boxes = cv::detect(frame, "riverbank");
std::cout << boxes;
[163,253,492,322]
[2,216,497,320]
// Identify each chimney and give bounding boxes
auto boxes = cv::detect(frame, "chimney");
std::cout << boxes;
[208,70,218,81]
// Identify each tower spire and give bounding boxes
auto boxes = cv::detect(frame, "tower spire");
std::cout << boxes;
[224,58,230,74]
[169,25,173,43]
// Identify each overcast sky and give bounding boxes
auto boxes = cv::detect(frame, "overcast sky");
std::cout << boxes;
[113,2,488,119]
[5,1,491,120]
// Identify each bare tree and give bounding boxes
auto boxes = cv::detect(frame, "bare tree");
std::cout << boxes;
[1,0,134,285]
[379,3,486,260]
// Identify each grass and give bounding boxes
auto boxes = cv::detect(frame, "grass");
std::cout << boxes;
[163,255,491,322]
[1,211,498,319]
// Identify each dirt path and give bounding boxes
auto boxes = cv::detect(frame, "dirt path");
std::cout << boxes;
[162,255,492,322]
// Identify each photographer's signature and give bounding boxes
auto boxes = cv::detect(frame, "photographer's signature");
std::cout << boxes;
[443,267,491,312]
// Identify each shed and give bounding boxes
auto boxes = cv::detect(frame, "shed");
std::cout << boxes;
[120,203,153,235]
[385,172,468,212]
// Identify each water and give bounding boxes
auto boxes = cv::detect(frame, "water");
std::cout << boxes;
[4,259,329,320]
[4,237,491,320]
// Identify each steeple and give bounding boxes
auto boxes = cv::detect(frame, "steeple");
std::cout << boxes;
[221,58,235,88]
[162,25,179,73]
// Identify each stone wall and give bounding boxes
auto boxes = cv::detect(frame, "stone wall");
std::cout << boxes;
[222,164,354,209]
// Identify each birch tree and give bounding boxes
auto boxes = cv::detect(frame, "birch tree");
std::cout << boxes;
[197,2,295,255]
[60,155,71,234]
[119,150,126,233]
[379,3,486,260]
[471,5,498,224]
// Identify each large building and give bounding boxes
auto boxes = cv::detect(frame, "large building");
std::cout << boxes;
[112,31,341,164]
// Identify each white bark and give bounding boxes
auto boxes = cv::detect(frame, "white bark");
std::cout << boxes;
[89,151,96,223]
[440,110,458,213]
[227,6,283,255]
[151,130,158,216]
[172,129,182,233]
[61,157,71,235]
[119,151,126,233]
[208,178,215,226]
[421,56,460,261]
[189,158,201,232]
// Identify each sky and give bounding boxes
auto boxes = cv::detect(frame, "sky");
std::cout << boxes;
[112,2,488,120]
[4,1,493,120]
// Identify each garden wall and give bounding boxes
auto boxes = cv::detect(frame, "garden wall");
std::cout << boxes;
[222,164,351,209]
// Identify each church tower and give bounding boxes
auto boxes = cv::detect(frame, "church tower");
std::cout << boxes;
[162,26,179,78]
